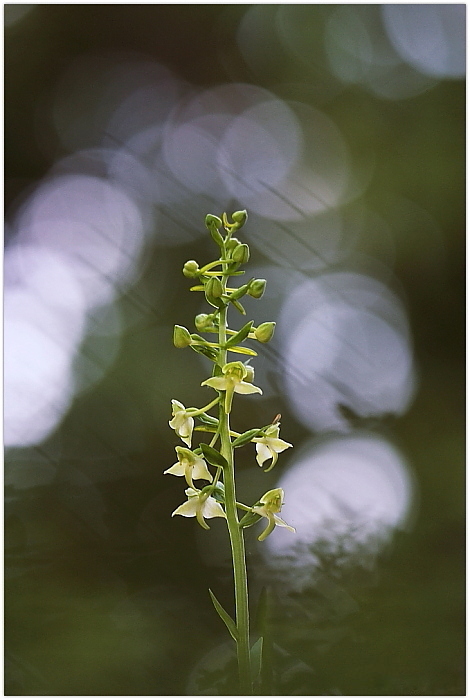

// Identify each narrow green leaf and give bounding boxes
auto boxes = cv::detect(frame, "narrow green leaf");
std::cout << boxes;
[199,443,229,469]
[238,511,262,529]
[250,637,264,690]
[197,413,219,426]
[232,428,263,448]
[190,345,218,361]
[225,321,253,348]
[226,346,258,356]
[209,589,239,642]
[230,298,246,315]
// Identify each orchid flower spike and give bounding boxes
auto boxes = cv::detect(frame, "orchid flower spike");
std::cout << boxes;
[253,423,292,471]
[253,488,295,542]
[169,400,194,447]
[164,447,213,489]
[201,361,262,413]
[172,487,226,530]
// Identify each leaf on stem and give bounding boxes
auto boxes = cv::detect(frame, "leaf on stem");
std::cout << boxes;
[225,321,254,348]
[229,298,246,315]
[190,345,218,361]
[199,443,229,469]
[232,428,264,448]
[250,636,264,691]
[197,413,219,426]
[226,346,258,356]
[209,589,239,642]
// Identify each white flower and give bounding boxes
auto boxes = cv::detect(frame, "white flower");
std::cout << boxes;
[253,424,292,471]
[172,487,226,530]
[164,447,213,489]
[169,399,194,447]
[252,488,295,542]
[201,361,262,413]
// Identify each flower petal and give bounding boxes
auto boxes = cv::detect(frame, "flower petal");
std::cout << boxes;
[172,500,198,517]
[273,514,296,533]
[234,382,263,395]
[255,442,273,466]
[267,437,292,453]
[192,457,213,482]
[201,497,226,519]
[201,377,229,391]
[164,462,185,477]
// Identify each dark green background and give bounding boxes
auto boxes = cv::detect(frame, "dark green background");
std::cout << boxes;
[5,5,465,696]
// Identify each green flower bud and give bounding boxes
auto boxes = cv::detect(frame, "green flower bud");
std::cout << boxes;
[182,260,200,278]
[205,214,224,246]
[205,214,223,229]
[225,237,242,252]
[206,276,223,299]
[254,322,275,343]
[205,276,225,308]
[232,243,250,264]
[231,210,248,228]
[248,279,266,299]
[173,325,192,348]
[195,314,216,332]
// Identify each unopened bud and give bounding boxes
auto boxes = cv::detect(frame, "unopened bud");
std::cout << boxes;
[248,279,266,299]
[225,237,241,252]
[231,210,248,228]
[195,314,216,332]
[205,214,222,229]
[232,243,250,264]
[183,260,199,278]
[205,276,223,299]
[205,276,225,308]
[173,325,192,348]
[254,322,275,343]
[205,214,224,246]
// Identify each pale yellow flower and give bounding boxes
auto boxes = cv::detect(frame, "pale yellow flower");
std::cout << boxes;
[253,424,292,471]
[201,361,262,413]
[252,488,295,541]
[169,399,194,447]
[164,447,213,489]
[172,487,226,530]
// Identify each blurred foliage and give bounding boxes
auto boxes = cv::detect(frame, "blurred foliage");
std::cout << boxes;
[5,4,464,696]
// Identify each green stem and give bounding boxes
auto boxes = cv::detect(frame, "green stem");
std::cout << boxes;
[187,397,220,417]
[218,252,252,695]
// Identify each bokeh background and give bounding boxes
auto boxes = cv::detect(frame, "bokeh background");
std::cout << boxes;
[4,4,465,696]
